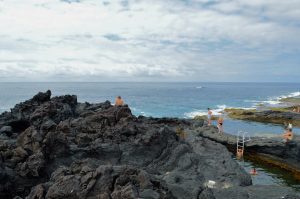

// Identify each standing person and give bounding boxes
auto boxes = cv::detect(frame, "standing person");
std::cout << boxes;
[207,108,212,126]
[236,148,243,160]
[217,116,224,133]
[283,123,293,143]
[288,123,293,132]
[115,96,124,106]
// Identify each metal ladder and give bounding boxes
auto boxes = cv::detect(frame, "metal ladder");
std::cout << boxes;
[236,131,251,158]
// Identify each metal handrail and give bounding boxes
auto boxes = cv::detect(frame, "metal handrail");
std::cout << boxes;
[236,131,251,158]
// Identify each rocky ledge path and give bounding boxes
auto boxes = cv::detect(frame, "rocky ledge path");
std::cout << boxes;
[196,125,300,178]
[0,91,299,199]
[225,108,300,127]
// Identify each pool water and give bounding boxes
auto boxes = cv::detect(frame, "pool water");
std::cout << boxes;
[236,158,300,192]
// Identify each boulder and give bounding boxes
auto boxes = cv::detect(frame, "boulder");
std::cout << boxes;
[0,126,13,136]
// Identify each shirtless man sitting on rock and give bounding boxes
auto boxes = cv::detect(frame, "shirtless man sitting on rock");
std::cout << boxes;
[115,96,124,106]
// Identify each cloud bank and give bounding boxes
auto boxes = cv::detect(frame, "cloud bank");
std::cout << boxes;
[0,0,299,82]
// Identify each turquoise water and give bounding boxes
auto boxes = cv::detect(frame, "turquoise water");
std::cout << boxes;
[0,82,299,136]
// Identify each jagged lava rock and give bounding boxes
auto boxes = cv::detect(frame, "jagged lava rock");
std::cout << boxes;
[0,91,298,199]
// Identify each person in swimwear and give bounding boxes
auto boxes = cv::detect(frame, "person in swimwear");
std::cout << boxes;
[207,108,212,126]
[283,128,293,143]
[236,148,243,159]
[217,116,224,133]
[250,168,258,175]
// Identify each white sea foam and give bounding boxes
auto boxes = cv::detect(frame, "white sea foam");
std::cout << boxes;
[196,86,203,89]
[184,105,227,118]
[184,110,207,118]
[276,91,300,100]
[184,104,257,118]
[245,91,300,107]
[132,107,149,117]
[244,100,261,103]
[214,105,227,115]
[140,111,147,116]
[262,100,281,105]
[185,92,300,119]
[263,91,300,106]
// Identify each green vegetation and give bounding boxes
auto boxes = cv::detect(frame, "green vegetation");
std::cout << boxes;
[193,115,219,121]
[193,106,300,127]
[224,108,256,120]
[280,97,300,104]
[270,107,293,112]
[224,108,300,127]
[193,115,207,120]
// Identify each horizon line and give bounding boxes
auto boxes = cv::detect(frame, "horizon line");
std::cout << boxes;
[0,81,299,84]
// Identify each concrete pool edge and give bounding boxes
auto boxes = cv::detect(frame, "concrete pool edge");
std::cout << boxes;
[195,125,300,182]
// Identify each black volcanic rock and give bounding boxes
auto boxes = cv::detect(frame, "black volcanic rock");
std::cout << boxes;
[0,91,298,199]
[196,125,300,173]
[0,126,13,136]
[32,90,51,103]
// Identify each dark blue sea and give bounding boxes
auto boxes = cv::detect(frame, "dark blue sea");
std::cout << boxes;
[1,82,300,190]
[0,82,299,136]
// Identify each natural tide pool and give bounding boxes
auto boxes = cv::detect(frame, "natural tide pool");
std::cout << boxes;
[217,117,300,137]
[236,158,300,192]
[227,120,300,193]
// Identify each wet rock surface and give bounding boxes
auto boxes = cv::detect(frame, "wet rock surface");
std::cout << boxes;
[225,108,300,127]
[0,91,299,199]
[197,125,300,176]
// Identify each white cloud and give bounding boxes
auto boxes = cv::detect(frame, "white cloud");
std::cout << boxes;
[0,0,299,81]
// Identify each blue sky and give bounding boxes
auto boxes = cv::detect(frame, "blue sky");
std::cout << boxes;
[0,0,299,82]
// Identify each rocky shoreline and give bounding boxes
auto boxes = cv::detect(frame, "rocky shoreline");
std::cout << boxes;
[0,91,299,199]
[196,125,300,180]
[224,107,300,127]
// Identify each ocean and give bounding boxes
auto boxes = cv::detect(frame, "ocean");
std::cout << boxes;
[1,82,300,190]
[0,82,299,136]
